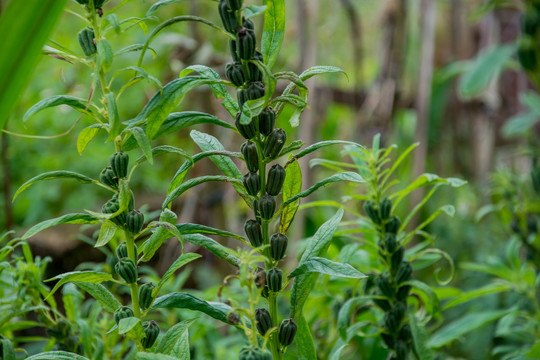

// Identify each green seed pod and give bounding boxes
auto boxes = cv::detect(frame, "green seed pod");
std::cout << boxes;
[391,246,405,273]
[114,257,137,283]
[126,210,144,234]
[263,128,287,159]
[518,36,538,72]
[373,298,391,312]
[252,199,261,223]
[257,107,275,136]
[375,274,394,299]
[110,151,129,179]
[227,0,243,10]
[258,194,276,220]
[99,167,118,188]
[102,199,126,227]
[363,200,381,225]
[391,301,406,325]
[270,233,288,261]
[226,62,246,87]
[113,306,134,325]
[238,89,248,108]
[243,172,260,196]
[236,27,257,60]
[74,0,89,5]
[395,261,412,285]
[266,164,286,196]
[267,267,282,292]
[395,340,408,360]
[379,197,392,220]
[521,11,540,36]
[218,0,238,33]
[141,320,159,349]
[261,285,269,298]
[399,324,412,342]
[384,312,399,334]
[229,39,240,62]
[241,141,259,172]
[255,308,272,335]
[138,282,155,310]
[278,318,297,347]
[248,51,264,82]
[245,220,263,247]
[242,16,254,30]
[396,284,411,301]
[385,215,401,234]
[381,333,395,349]
[116,242,137,259]
[384,233,398,254]
[239,346,266,360]
[246,81,265,100]
[236,113,257,139]
[78,27,96,57]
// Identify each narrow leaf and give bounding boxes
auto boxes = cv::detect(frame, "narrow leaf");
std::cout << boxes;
[14,171,96,201]
[288,257,365,279]
[280,159,302,233]
[182,234,240,267]
[261,0,285,69]
[23,213,99,239]
[129,127,153,164]
[23,95,92,122]
[45,271,113,299]
[74,283,122,313]
[156,253,201,294]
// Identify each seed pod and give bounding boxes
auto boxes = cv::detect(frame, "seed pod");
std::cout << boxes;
[373,298,391,312]
[141,320,159,349]
[267,267,282,292]
[263,128,286,159]
[241,141,259,172]
[363,200,381,225]
[116,242,137,259]
[270,233,288,261]
[257,107,275,136]
[266,164,286,196]
[384,312,399,334]
[518,36,538,72]
[246,81,265,100]
[138,282,155,310]
[236,113,257,140]
[252,199,261,223]
[395,261,412,285]
[227,0,243,10]
[278,318,297,347]
[236,27,257,60]
[113,306,134,325]
[110,151,129,179]
[226,62,246,87]
[381,333,395,349]
[391,301,406,325]
[238,89,248,108]
[254,267,266,288]
[385,215,401,234]
[239,346,266,360]
[399,324,412,342]
[255,308,272,335]
[384,233,398,254]
[218,0,238,33]
[395,340,408,360]
[527,215,538,234]
[126,210,144,234]
[229,39,240,62]
[78,27,96,57]
[396,284,411,301]
[102,199,127,227]
[99,167,118,188]
[521,11,540,36]
[379,197,392,220]
[258,194,276,220]
[242,16,254,29]
[375,274,394,299]
[391,246,405,273]
[243,172,261,196]
[261,285,269,298]
[245,219,263,247]
[114,257,137,283]
[248,51,264,82]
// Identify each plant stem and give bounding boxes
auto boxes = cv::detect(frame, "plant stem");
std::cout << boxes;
[268,293,282,360]
[125,231,141,318]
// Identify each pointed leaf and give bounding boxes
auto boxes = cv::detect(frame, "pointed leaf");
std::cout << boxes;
[45,271,113,299]
[23,213,99,239]
[261,0,285,69]
[288,257,365,279]
[14,171,96,201]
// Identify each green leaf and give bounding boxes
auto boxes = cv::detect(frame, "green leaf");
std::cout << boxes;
[146,0,187,16]
[134,145,192,167]
[428,309,513,348]
[140,209,178,262]
[280,159,302,233]
[104,14,121,34]
[245,5,267,18]
[155,253,201,295]
[95,221,118,247]
[26,351,91,360]
[73,283,121,313]
[23,213,99,239]
[526,341,540,358]
[296,315,317,360]
[290,208,344,320]
[442,282,512,310]
[458,44,516,99]
[97,39,114,73]
[118,317,141,335]
[136,354,179,360]
[337,296,373,340]
[45,271,113,299]
[0,339,15,360]
[288,257,365,279]
[77,125,102,155]
[177,223,245,242]
[182,234,240,267]
[261,0,285,70]
[299,66,348,81]
[155,319,196,355]
[105,93,120,142]
[128,127,153,164]
[0,0,67,130]
[151,292,234,325]
[409,314,435,360]
[292,140,362,161]
[23,95,92,122]
[172,330,190,359]
[502,112,539,138]
[14,171,96,201]
[147,221,185,250]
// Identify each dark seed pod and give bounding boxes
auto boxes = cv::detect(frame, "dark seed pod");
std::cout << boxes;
[267,267,282,292]
[253,199,261,223]
[263,128,286,159]
[379,197,392,220]
[261,285,269,298]
[373,298,391,312]
[239,346,266,360]
[395,340,408,360]
[227,0,243,10]
[246,81,265,100]
[391,246,405,273]
[518,36,538,72]
[243,172,261,196]
[375,274,394,299]
[527,215,538,234]
[254,268,266,288]
[218,0,238,33]
[384,312,399,334]
[226,62,246,87]
[114,257,137,283]
[113,306,134,325]
[385,215,401,234]
[278,318,297,347]
[102,199,127,227]
[270,233,288,261]
[363,200,381,225]
[395,261,413,284]
[138,282,155,310]
[236,27,257,60]
[110,151,129,179]
[257,107,275,136]
[258,194,276,220]
[126,210,144,234]
[248,51,264,82]
[381,333,395,349]
[245,219,263,247]
[384,233,398,254]
[242,16,254,30]
[266,164,286,196]
[116,242,137,259]
[521,11,540,36]
[255,308,272,335]
[399,324,412,342]
[391,301,407,325]
[229,39,240,62]
[241,141,259,172]
[396,284,411,301]
[141,320,159,349]
[238,89,248,108]
[78,27,96,57]
[99,167,118,188]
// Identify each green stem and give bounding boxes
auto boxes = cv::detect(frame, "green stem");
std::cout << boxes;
[268,293,282,360]
[125,231,141,318]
